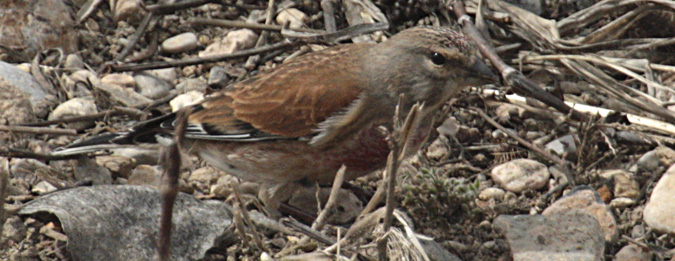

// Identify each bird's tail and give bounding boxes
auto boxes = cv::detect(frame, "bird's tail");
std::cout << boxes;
[52,113,177,156]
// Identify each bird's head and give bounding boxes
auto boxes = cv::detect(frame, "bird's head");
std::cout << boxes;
[367,26,498,109]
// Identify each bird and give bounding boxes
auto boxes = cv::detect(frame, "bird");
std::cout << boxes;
[55,26,498,207]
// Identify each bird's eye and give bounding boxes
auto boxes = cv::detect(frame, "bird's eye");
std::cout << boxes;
[430,52,446,65]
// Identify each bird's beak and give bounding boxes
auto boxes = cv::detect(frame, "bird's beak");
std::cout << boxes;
[466,57,499,85]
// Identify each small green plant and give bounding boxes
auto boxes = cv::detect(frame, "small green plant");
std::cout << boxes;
[401,167,479,225]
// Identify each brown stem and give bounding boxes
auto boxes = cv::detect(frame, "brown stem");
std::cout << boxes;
[0,125,77,136]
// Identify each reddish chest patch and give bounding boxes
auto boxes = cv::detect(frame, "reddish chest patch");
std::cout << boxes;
[328,127,391,173]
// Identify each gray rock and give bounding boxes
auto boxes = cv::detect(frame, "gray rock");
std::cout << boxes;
[199,29,257,57]
[276,8,308,28]
[599,169,639,200]
[2,216,27,243]
[543,187,618,243]
[31,181,57,194]
[615,244,653,261]
[75,156,113,185]
[133,72,172,99]
[494,209,605,261]
[94,81,152,108]
[95,155,136,179]
[18,185,234,261]
[161,32,199,53]
[418,237,462,261]
[0,0,78,59]
[643,164,675,234]
[545,134,578,160]
[436,116,460,137]
[64,70,97,98]
[207,66,230,88]
[147,68,177,83]
[490,159,550,193]
[114,0,145,22]
[0,61,55,118]
[64,54,85,70]
[127,164,162,189]
[48,97,98,130]
[176,78,208,93]
[0,78,35,130]
[101,73,135,88]
[170,91,204,112]
[637,150,660,171]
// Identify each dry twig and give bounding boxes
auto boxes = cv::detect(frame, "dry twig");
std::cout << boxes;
[0,125,77,136]
[312,165,347,231]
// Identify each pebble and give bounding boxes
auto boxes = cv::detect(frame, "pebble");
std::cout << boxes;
[637,150,660,171]
[176,78,208,93]
[147,68,178,83]
[94,81,153,108]
[643,164,675,234]
[545,134,578,160]
[64,70,97,98]
[210,175,236,198]
[188,167,220,184]
[490,159,550,193]
[31,181,57,195]
[207,66,230,88]
[276,8,308,28]
[600,169,640,200]
[64,54,85,70]
[161,32,199,53]
[75,157,113,185]
[631,223,646,238]
[101,73,136,88]
[436,116,460,137]
[614,244,653,261]
[543,187,618,243]
[609,197,636,208]
[48,97,98,130]
[612,172,640,199]
[114,0,144,22]
[134,72,172,99]
[170,91,204,112]
[95,155,136,179]
[199,29,258,57]
[127,164,162,189]
[478,187,505,201]
[425,137,449,161]
[494,209,605,261]
[188,167,220,193]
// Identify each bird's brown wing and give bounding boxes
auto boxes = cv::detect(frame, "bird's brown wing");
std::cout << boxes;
[187,44,371,141]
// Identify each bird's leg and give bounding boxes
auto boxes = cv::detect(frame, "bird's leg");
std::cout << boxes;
[158,110,190,261]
